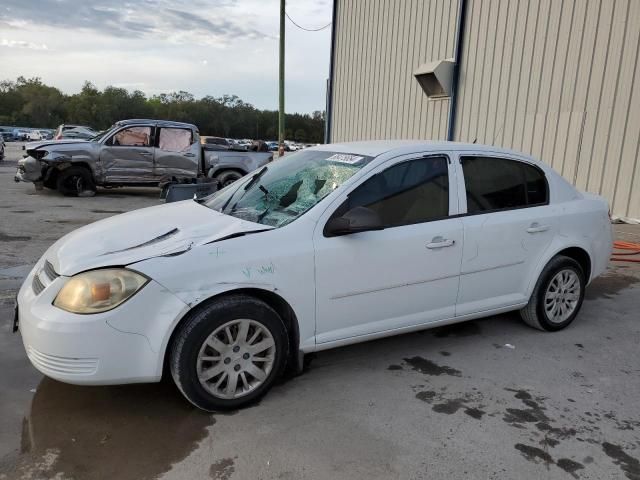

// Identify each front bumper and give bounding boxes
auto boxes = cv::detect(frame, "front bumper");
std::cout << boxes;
[15,156,42,183]
[17,259,190,385]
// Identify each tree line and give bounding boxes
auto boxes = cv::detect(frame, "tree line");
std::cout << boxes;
[0,77,326,143]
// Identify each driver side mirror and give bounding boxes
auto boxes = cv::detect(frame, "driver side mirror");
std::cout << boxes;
[324,206,385,237]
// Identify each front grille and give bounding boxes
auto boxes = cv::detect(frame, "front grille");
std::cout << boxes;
[32,274,45,295]
[27,347,98,376]
[43,260,59,281]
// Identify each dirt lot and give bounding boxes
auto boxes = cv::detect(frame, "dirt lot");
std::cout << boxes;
[1,144,640,480]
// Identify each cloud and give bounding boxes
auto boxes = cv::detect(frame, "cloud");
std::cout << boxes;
[0,0,269,45]
[0,38,48,50]
[0,0,332,113]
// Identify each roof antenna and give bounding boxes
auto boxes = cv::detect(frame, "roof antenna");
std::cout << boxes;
[472,137,477,144]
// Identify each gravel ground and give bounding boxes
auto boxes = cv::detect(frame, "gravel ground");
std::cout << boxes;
[0,144,639,480]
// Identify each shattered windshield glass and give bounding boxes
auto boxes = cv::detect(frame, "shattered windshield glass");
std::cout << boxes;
[205,150,373,227]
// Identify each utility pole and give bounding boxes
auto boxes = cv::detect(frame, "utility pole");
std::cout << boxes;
[278,0,285,157]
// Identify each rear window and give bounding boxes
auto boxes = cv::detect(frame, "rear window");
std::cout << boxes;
[461,156,548,213]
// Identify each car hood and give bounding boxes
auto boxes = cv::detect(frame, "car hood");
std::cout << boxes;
[25,139,91,151]
[45,201,272,276]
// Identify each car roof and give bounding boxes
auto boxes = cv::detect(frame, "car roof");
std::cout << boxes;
[116,119,197,129]
[311,140,540,163]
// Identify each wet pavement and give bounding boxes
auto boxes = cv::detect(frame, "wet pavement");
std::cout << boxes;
[1,150,640,479]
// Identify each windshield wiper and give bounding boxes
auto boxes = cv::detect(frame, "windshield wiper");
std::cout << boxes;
[244,166,268,191]
[223,166,269,214]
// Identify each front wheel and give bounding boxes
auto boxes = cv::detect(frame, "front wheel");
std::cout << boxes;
[170,295,288,411]
[215,170,243,188]
[520,255,586,331]
[56,166,96,197]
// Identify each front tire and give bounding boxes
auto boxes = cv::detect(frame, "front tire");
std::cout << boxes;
[170,295,288,411]
[215,170,243,188]
[56,166,96,197]
[520,255,586,331]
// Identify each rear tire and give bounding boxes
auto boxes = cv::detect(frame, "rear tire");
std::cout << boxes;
[170,295,288,411]
[520,255,585,331]
[215,170,243,188]
[56,166,96,197]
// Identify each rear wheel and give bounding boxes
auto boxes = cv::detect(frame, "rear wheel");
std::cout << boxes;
[520,256,585,331]
[170,295,288,411]
[56,166,96,197]
[215,170,243,188]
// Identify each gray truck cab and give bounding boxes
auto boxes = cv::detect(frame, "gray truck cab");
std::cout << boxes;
[16,119,273,197]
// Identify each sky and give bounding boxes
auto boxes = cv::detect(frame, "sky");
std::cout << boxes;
[0,0,333,113]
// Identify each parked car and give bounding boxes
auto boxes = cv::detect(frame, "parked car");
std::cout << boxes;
[201,136,231,150]
[12,128,31,141]
[0,127,19,141]
[41,129,55,140]
[27,130,48,141]
[53,124,95,140]
[15,119,273,195]
[14,141,613,411]
[58,127,97,140]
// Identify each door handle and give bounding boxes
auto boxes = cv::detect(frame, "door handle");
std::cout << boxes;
[426,236,455,249]
[526,222,550,234]
[139,151,152,156]
[184,153,196,157]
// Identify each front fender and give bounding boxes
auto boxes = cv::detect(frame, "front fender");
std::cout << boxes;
[44,151,73,162]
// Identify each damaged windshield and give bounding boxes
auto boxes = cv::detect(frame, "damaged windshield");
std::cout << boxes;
[205,150,373,227]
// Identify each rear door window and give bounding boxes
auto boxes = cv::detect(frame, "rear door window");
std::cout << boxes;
[158,128,192,152]
[461,156,547,213]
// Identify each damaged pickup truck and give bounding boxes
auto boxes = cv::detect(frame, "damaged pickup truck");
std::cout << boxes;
[14,119,272,196]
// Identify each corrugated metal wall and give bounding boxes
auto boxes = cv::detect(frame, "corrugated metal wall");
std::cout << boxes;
[330,0,640,219]
[330,0,459,142]
[455,0,640,219]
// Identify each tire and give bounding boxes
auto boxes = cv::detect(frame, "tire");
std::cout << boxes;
[520,255,586,331]
[170,295,289,411]
[56,166,96,197]
[215,170,243,188]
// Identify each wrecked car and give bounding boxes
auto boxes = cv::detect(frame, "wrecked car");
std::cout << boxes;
[14,141,613,411]
[15,119,272,196]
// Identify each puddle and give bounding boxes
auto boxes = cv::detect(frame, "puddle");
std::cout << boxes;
[1,378,214,480]
[0,233,31,242]
[586,273,640,300]
[44,219,90,225]
[403,356,462,376]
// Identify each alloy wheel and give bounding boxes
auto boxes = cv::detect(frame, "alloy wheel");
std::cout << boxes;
[544,269,581,324]
[196,319,276,399]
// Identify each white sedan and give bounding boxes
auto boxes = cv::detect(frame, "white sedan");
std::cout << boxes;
[16,141,613,410]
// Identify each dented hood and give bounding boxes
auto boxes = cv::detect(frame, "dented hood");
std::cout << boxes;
[25,139,90,151]
[46,201,272,276]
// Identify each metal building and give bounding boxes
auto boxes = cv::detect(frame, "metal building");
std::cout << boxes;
[326,0,640,220]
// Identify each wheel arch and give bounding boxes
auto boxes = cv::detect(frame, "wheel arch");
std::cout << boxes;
[55,161,96,177]
[209,166,247,179]
[527,243,593,299]
[162,287,302,378]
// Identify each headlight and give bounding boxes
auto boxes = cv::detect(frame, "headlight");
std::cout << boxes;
[53,269,149,314]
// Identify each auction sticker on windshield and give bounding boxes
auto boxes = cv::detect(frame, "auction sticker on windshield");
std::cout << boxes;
[326,154,365,165]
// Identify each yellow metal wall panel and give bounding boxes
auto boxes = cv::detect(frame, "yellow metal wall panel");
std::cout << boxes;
[330,0,458,143]
[330,0,640,218]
